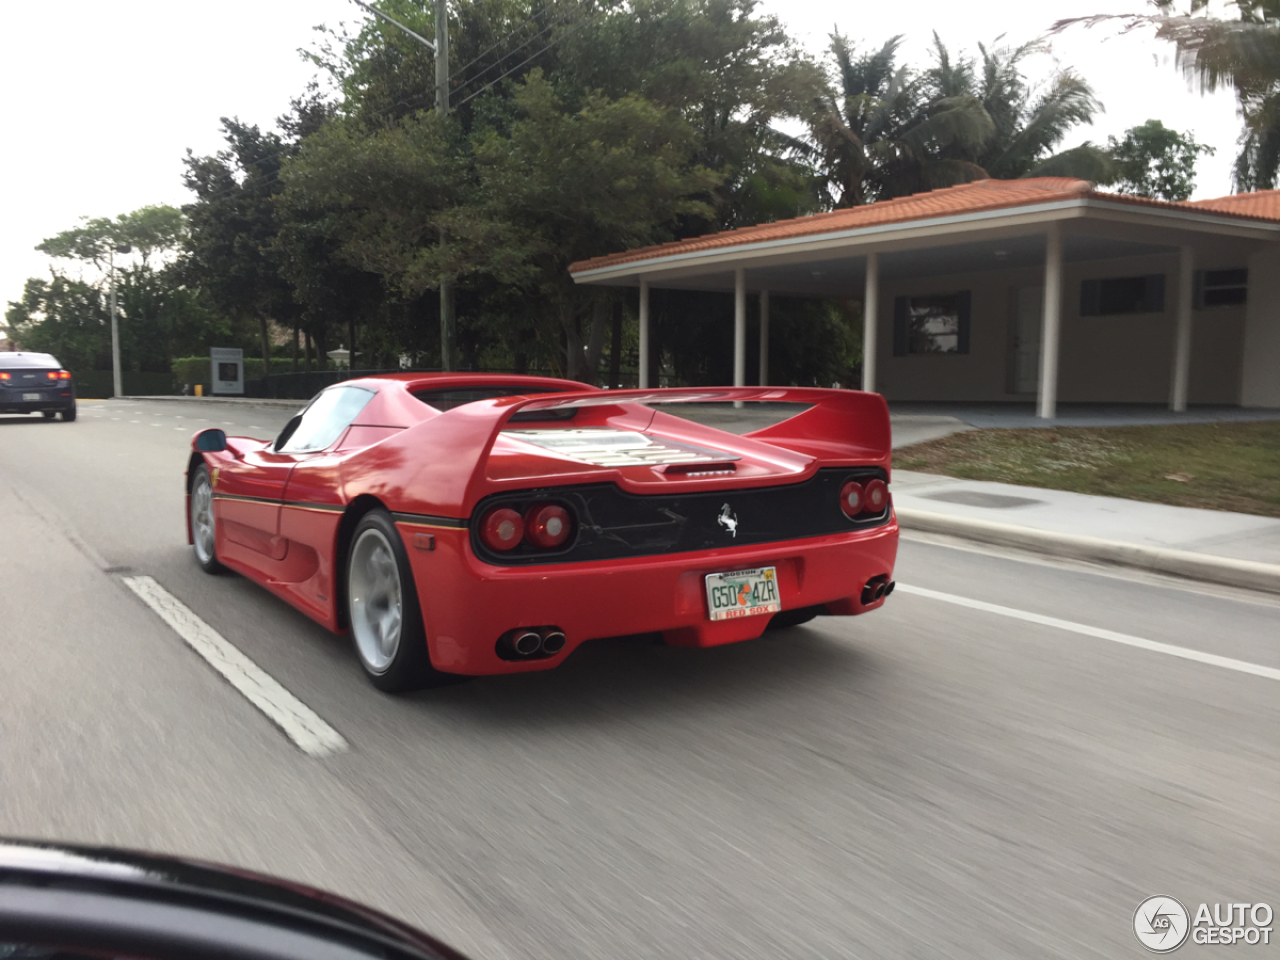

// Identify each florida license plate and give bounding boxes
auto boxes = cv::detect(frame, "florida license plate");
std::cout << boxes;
[22,393,41,401]
[705,566,781,621]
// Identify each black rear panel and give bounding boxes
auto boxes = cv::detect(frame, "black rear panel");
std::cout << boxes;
[470,466,890,565]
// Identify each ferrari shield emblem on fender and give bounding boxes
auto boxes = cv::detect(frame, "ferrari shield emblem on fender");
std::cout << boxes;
[717,503,739,537]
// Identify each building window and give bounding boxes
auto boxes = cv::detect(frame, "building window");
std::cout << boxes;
[1196,269,1248,307]
[893,292,971,355]
[1080,275,1165,316]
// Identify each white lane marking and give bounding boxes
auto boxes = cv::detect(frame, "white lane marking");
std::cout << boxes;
[250,425,263,430]
[897,583,1280,683]
[122,576,348,757]
[175,427,185,431]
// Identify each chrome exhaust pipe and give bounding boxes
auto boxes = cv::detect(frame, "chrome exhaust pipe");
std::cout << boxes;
[512,630,543,657]
[884,580,896,597]
[861,576,891,605]
[539,629,566,655]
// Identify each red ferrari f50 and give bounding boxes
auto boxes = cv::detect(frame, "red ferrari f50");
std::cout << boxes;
[185,374,898,691]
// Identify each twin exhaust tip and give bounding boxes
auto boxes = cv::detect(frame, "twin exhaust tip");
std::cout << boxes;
[499,627,567,661]
[861,576,895,606]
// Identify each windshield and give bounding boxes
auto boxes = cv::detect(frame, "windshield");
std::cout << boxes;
[278,386,374,453]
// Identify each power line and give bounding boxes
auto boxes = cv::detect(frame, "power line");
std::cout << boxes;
[186,2,603,206]
[450,5,576,92]
[449,7,548,78]
[452,6,603,109]
[388,1,591,115]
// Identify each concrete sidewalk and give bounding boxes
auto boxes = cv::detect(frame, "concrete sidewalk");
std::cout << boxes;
[892,470,1280,594]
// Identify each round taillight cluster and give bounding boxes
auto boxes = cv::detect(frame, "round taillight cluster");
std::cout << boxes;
[480,502,574,553]
[525,503,572,549]
[840,477,889,520]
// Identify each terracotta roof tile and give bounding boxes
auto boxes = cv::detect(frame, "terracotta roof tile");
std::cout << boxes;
[1190,189,1280,219]
[569,178,1280,275]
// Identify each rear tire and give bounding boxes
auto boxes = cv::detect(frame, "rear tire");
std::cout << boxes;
[189,465,225,574]
[346,509,453,692]
[61,405,76,422]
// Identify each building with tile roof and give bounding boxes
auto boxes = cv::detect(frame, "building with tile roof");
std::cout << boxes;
[570,178,1280,416]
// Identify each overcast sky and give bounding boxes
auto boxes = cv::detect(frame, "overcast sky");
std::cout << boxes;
[0,0,1242,327]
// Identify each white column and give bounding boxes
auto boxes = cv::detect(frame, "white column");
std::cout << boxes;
[1037,224,1063,420]
[638,279,650,389]
[862,252,879,392]
[758,289,770,386]
[733,268,747,387]
[1170,245,1194,412]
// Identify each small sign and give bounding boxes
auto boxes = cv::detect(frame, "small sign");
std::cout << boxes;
[210,347,244,395]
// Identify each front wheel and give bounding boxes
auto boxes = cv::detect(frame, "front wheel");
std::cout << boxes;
[346,510,451,692]
[190,464,225,574]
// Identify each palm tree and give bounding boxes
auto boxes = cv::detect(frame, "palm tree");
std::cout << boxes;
[801,33,1108,208]
[805,34,994,207]
[1056,2,1280,190]
[926,37,1110,181]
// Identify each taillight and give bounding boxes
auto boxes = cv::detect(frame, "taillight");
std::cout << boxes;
[480,508,524,552]
[863,478,889,513]
[59,370,71,380]
[839,480,864,518]
[0,372,10,380]
[524,503,572,549]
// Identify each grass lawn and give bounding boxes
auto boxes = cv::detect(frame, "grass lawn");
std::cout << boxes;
[894,421,1280,518]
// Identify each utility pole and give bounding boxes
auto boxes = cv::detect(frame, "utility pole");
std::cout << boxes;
[108,243,131,398]
[435,0,454,371]
[349,0,453,370]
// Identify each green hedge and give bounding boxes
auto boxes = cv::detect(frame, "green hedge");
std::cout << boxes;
[72,371,177,399]
[171,356,312,385]
[171,356,336,387]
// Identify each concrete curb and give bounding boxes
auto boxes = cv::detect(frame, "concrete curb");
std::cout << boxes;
[895,507,1280,596]
[121,395,303,409]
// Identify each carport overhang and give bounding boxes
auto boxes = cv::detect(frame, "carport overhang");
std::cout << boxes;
[570,190,1280,417]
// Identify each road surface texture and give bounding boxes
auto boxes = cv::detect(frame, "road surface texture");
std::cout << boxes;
[2,399,1277,958]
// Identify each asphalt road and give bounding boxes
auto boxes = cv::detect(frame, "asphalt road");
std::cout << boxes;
[1,398,1277,959]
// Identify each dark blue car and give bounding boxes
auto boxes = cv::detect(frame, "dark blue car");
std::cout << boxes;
[0,351,76,420]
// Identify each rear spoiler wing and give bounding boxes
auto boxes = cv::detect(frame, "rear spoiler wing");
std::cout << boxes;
[516,386,891,462]
[393,387,891,517]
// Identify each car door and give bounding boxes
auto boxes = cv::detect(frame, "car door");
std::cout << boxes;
[215,387,375,568]
[214,447,296,561]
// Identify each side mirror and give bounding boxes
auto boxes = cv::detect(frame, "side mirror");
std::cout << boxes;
[194,428,227,452]
[274,414,303,452]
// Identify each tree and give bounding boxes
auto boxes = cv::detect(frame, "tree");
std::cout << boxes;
[5,276,110,374]
[802,34,994,207]
[182,103,329,369]
[35,205,186,270]
[801,33,1108,208]
[12,206,220,380]
[1055,2,1280,191]
[1105,119,1214,200]
[464,72,718,380]
[926,37,1109,182]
